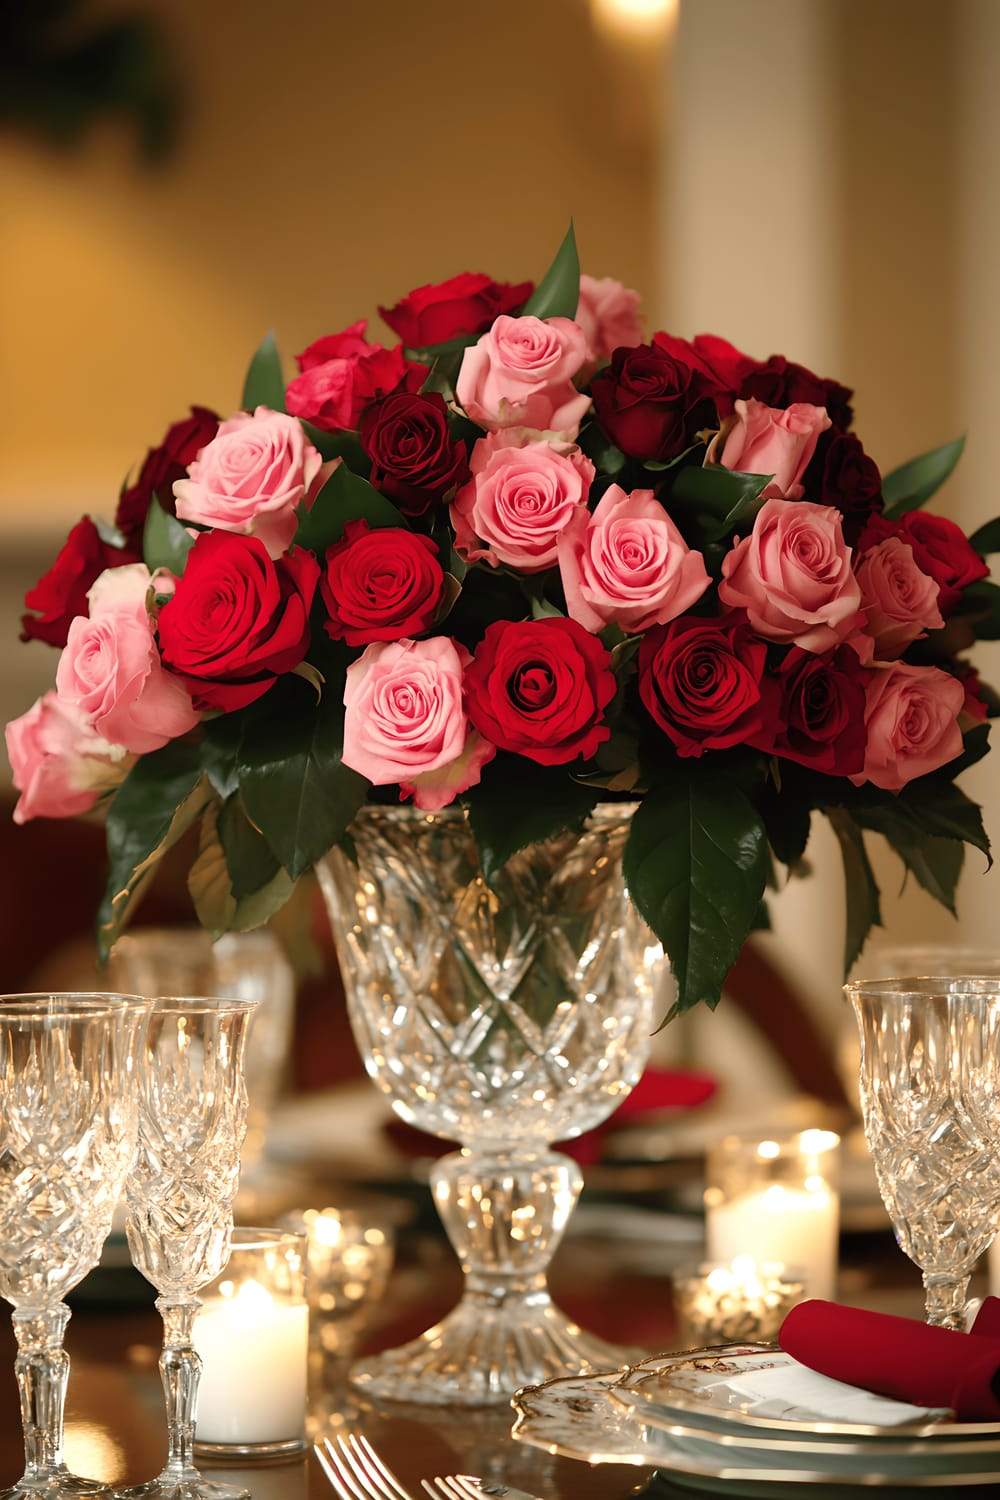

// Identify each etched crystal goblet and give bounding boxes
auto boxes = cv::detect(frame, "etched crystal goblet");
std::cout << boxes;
[117,998,256,1500]
[317,804,668,1405]
[845,976,1000,1328]
[0,993,148,1500]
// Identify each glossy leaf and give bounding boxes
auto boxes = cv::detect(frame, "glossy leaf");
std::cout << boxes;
[828,807,882,975]
[670,464,773,539]
[464,757,598,886]
[189,802,295,934]
[293,460,405,556]
[298,421,370,473]
[623,774,769,1013]
[897,775,992,861]
[142,495,194,575]
[97,744,212,958]
[521,223,580,322]
[242,330,286,413]
[237,685,369,880]
[882,435,965,516]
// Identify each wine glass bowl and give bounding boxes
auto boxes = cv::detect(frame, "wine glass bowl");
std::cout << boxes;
[118,997,257,1500]
[845,976,1000,1329]
[0,993,148,1500]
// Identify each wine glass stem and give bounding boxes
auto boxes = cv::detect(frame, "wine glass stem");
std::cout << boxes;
[923,1271,970,1330]
[156,1295,203,1477]
[12,1302,71,1480]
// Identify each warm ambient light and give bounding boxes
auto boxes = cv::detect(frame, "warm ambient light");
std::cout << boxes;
[591,0,679,38]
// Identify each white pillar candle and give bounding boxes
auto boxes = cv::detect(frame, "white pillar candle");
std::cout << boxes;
[707,1180,839,1300]
[193,1279,309,1445]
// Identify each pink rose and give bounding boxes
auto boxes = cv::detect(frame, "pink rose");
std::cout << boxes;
[5,692,131,824]
[852,662,965,790]
[342,637,495,808]
[173,406,325,559]
[855,536,943,660]
[450,430,594,572]
[708,398,832,499]
[456,315,591,436]
[718,498,863,652]
[56,564,199,755]
[558,484,710,633]
[575,275,644,364]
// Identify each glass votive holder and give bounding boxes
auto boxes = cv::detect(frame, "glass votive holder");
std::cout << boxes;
[673,1256,806,1346]
[704,1128,841,1301]
[193,1226,309,1461]
[279,1206,395,1357]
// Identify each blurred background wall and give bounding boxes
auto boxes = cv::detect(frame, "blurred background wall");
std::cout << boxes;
[2,0,998,1076]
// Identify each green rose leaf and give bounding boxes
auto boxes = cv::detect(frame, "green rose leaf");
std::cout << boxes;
[293,460,406,557]
[882,435,965,516]
[623,775,769,1013]
[958,579,1000,640]
[464,756,598,886]
[242,330,286,414]
[189,802,295,935]
[853,798,964,913]
[828,808,882,975]
[969,516,1000,556]
[143,495,194,576]
[669,464,773,540]
[897,774,992,861]
[218,796,284,899]
[237,683,369,880]
[98,742,212,958]
[298,422,370,473]
[521,222,580,323]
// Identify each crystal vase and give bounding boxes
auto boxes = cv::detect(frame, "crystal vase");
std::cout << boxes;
[316,803,667,1406]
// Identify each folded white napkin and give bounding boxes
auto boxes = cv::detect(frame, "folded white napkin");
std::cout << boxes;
[706,1358,951,1427]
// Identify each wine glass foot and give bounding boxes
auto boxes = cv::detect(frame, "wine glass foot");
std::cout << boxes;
[0,1486,113,1500]
[349,1296,641,1407]
[113,1479,249,1500]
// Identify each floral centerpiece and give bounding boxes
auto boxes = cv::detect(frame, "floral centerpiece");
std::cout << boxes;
[8,227,998,1014]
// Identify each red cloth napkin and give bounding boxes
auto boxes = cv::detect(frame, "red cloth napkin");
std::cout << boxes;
[383,1065,717,1165]
[780,1299,1000,1422]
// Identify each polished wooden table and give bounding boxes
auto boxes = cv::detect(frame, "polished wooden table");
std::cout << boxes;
[0,1212,940,1500]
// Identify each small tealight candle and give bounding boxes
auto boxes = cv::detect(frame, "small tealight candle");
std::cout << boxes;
[705,1129,840,1300]
[193,1227,309,1459]
[279,1205,394,1357]
[673,1256,805,1346]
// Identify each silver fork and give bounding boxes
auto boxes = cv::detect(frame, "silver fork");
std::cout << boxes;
[422,1478,542,1500]
[314,1432,415,1500]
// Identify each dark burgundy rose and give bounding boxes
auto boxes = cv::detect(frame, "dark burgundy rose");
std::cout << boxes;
[21,517,140,648]
[740,355,854,432]
[748,645,870,776]
[157,531,319,711]
[806,432,884,546]
[857,512,989,615]
[464,617,616,766]
[638,615,776,757]
[115,406,219,546]
[378,272,534,348]
[286,344,425,434]
[590,342,717,462]
[320,520,446,645]
[652,331,757,416]
[360,391,470,515]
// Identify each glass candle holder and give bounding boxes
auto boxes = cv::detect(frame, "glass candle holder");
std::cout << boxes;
[279,1206,394,1358]
[192,1227,309,1461]
[672,1256,806,1346]
[704,1129,841,1300]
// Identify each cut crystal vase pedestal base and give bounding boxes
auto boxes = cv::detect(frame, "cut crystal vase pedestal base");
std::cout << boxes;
[349,1146,639,1407]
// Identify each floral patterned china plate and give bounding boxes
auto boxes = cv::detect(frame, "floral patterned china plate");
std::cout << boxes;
[510,1353,1000,1497]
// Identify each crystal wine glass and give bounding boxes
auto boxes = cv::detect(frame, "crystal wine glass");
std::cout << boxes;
[0,993,148,1500]
[118,998,256,1500]
[845,976,1000,1328]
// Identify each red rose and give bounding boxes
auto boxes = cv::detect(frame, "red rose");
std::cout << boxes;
[749,645,870,775]
[638,615,775,757]
[858,512,989,614]
[115,406,219,546]
[652,331,756,416]
[295,320,373,372]
[157,531,319,711]
[739,355,854,431]
[808,431,883,546]
[465,617,616,766]
[320,520,446,645]
[286,343,425,434]
[360,391,470,516]
[21,517,140,648]
[378,272,534,348]
[590,342,716,462]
